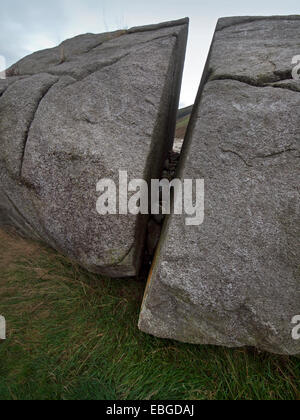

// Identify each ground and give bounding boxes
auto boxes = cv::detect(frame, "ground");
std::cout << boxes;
[175,105,192,139]
[0,228,299,400]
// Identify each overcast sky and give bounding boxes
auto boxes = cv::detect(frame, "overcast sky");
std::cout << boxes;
[0,0,299,106]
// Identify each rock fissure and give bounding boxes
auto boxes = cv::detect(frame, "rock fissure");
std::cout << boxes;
[220,148,253,167]
[220,146,299,168]
[106,243,135,268]
[2,189,38,236]
[71,52,131,83]
[210,74,299,93]
[254,147,298,159]
[216,16,300,32]
[0,77,27,98]
[20,79,59,177]
[86,31,132,53]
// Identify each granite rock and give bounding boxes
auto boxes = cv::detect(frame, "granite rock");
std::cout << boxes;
[139,16,300,355]
[0,18,189,277]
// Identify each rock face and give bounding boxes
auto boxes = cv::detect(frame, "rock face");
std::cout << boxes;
[139,16,300,355]
[0,19,189,277]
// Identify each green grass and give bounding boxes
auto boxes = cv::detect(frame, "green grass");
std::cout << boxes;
[176,115,191,130]
[177,105,193,121]
[0,229,299,400]
[175,114,191,138]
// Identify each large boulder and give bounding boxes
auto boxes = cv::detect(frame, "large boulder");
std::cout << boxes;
[139,16,300,355]
[0,18,189,277]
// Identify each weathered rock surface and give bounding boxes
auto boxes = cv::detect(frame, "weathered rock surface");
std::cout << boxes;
[139,16,300,355]
[0,18,189,277]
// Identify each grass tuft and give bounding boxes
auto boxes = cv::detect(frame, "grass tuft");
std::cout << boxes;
[0,228,299,400]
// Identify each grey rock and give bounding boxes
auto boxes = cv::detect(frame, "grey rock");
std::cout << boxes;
[0,18,189,277]
[139,16,300,355]
[0,74,59,177]
[211,15,300,87]
[216,15,300,31]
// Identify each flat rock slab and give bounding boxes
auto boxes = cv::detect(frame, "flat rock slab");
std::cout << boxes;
[0,19,188,277]
[139,16,300,355]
